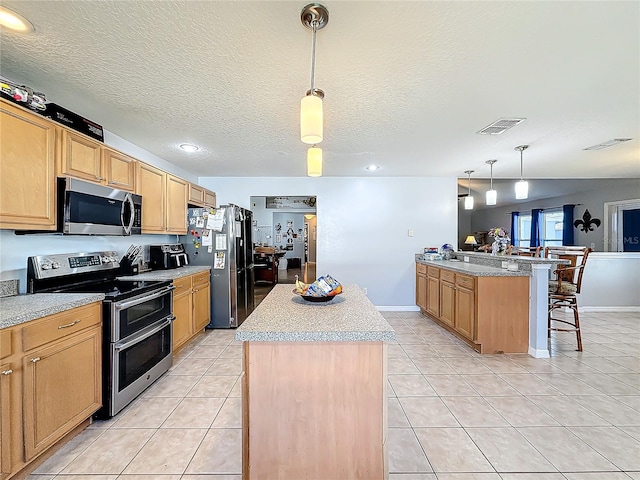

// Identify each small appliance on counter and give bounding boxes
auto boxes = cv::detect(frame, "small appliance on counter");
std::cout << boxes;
[149,244,189,270]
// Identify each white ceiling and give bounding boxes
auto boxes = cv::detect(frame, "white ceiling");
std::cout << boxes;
[1,1,639,179]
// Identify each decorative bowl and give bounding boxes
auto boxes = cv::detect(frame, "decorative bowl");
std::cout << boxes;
[292,288,338,303]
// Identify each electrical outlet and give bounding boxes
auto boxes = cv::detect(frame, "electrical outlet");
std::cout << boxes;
[408,229,414,237]
[463,256,469,262]
[501,261,508,269]
[363,287,368,295]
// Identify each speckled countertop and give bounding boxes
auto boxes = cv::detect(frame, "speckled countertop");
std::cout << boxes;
[118,266,210,282]
[0,293,105,329]
[235,284,396,342]
[416,256,529,277]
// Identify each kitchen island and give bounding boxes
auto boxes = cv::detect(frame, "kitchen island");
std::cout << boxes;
[235,284,396,480]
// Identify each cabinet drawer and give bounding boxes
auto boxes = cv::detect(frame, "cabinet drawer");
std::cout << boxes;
[192,271,210,287]
[0,328,12,359]
[440,270,456,283]
[456,274,475,290]
[416,264,427,275]
[173,276,193,296]
[427,266,440,278]
[22,302,101,351]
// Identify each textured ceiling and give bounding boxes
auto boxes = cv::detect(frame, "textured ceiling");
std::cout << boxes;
[1,1,638,179]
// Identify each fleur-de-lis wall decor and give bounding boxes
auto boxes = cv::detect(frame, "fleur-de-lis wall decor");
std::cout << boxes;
[574,209,601,232]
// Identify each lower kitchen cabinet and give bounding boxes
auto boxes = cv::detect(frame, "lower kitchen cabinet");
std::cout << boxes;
[0,302,102,479]
[415,262,528,353]
[172,271,211,352]
[415,264,427,311]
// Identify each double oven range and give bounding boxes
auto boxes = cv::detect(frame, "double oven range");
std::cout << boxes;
[27,251,174,418]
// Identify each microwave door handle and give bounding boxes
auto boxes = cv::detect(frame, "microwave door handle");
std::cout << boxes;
[121,193,134,235]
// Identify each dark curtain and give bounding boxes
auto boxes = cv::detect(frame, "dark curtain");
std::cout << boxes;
[510,211,520,245]
[530,208,543,247]
[562,204,575,245]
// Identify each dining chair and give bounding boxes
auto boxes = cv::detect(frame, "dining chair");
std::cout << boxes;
[508,246,542,257]
[544,246,592,351]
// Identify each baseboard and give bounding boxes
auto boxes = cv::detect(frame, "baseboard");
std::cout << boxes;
[528,347,551,358]
[376,305,421,312]
[580,306,640,313]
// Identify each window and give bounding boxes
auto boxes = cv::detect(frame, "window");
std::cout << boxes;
[605,199,640,252]
[516,209,563,247]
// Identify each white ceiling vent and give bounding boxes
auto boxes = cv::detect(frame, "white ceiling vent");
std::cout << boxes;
[476,118,526,135]
[583,138,633,150]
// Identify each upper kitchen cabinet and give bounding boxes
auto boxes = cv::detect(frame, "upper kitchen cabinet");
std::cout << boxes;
[166,174,188,234]
[136,162,166,233]
[57,130,137,192]
[101,148,136,192]
[136,163,188,234]
[57,128,102,182]
[0,100,56,230]
[188,183,217,208]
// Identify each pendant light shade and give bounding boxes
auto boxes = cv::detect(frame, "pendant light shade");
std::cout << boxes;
[464,170,474,210]
[514,145,529,200]
[307,146,322,177]
[300,4,328,145]
[301,93,323,144]
[485,159,497,206]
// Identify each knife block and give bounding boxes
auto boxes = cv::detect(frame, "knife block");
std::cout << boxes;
[119,257,139,276]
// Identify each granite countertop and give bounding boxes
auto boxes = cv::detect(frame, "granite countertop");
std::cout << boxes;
[461,251,570,264]
[235,284,396,342]
[416,257,529,277]
[0,293,105,329]
[118,266,211,282]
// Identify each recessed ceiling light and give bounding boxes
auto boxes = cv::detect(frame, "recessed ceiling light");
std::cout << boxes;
[583,138,633,150]
[366,165,379,171]
[0,6,34,33]
[179,143,199,153]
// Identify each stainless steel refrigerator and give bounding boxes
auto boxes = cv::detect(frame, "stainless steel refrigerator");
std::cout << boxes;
[181,205,254,328]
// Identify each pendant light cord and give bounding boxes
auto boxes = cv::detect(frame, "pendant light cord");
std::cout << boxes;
[309,20,318,92]
[490,162,494,189]
[519,149,524,181]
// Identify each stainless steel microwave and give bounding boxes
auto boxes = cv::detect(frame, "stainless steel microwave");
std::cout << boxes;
[58,177,142,235]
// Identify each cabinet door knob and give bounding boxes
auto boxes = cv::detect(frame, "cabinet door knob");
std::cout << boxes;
[1,369,12,375]
[30,357,41,363]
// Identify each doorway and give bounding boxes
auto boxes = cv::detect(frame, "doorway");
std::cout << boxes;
[250,195,317,305]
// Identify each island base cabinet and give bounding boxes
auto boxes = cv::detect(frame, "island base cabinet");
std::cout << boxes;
[242,341,388,480]
[22,327,102,460]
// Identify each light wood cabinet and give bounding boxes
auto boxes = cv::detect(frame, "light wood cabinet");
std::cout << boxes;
[415,264,427,311]
[166,175,188,234]
[101,148,136,191]
[188,183,217,209]
[172,271,211,352]
[415,262,529,353]
[57,128,103,182]
[0,100,56,231]
[172,277,193,352]
[204,190,216,208]
[136,164,187,234]
[0,302,102,478]
[192,272,211,332]
[136,162,166,233]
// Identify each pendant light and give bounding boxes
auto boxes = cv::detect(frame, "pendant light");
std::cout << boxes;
[485,159,497,205]
[514,145,529,200]
[300,4,328,145]
[464,170,474,210]
[307,146,323,177]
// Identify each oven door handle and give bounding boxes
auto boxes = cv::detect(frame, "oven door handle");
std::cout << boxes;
[114,285,176,311]
[114,316,175,352]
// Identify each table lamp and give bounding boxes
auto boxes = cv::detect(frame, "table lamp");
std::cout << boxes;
[464,235,478,250]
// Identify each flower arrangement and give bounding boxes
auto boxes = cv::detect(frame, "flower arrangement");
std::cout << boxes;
[488,227,510,255]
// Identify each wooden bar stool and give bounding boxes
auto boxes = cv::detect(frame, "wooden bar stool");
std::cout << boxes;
[544,246,592,351]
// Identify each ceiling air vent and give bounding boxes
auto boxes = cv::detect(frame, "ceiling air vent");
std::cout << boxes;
[583,138,633,150]
[476,118,526,135]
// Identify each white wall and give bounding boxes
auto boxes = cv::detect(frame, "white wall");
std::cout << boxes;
[198,176,458,308]
[579,253,640,310]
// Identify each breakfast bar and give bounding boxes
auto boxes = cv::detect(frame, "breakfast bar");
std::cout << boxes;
[235,284,396,480]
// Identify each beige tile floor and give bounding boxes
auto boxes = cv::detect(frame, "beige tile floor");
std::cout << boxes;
[26,310,639,479]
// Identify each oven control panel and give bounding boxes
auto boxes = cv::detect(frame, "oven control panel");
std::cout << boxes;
[28,251,121,279]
